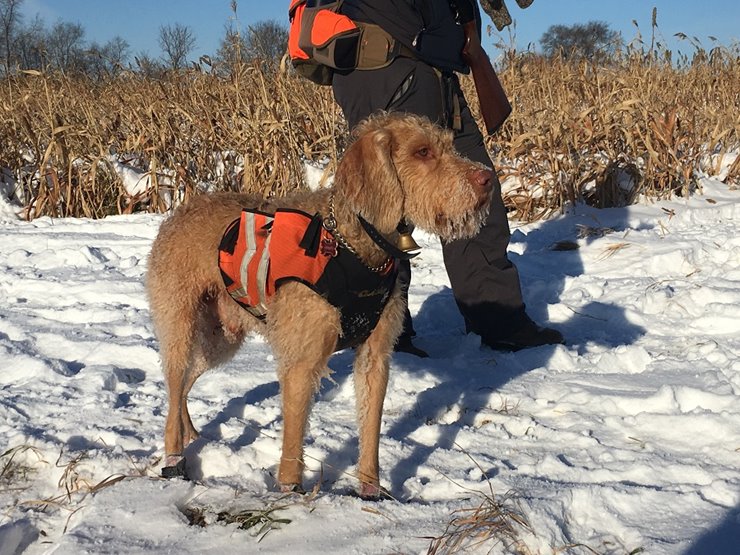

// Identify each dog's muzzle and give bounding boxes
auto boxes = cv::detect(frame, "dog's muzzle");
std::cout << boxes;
[468,168,494,209]
[469,168,493,195]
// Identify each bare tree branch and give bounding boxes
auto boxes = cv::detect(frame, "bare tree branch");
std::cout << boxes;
[0,0,23,73]
[158,23,196,71]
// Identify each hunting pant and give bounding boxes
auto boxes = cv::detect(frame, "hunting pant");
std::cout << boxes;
[332,57,529,340]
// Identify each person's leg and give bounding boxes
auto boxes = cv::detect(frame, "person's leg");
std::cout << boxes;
[441,79,529,338]
[443,76,563,349]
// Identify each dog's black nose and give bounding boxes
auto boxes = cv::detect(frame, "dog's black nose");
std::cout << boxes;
[468,169,493,195]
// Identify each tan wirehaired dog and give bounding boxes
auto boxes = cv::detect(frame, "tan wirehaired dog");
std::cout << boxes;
[147,112,493,498]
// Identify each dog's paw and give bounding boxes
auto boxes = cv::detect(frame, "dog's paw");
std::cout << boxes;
[358,482,390,501]
[161,455,189,480]
[280,483,306,495]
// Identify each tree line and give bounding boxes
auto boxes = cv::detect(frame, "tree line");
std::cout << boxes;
[1,0,133,77]
[0,0,289,78]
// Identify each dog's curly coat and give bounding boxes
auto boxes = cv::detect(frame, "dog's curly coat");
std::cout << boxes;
[147,113,493,498]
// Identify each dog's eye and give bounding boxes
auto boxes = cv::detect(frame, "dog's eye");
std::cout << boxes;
[415,147,432,159]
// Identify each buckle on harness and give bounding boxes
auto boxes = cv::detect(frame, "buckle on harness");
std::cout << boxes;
[321,215,339,257]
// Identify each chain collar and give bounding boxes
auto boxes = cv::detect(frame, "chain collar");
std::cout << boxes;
[323,194,393,274]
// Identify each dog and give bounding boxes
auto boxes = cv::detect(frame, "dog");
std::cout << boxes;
[146,112,493,498]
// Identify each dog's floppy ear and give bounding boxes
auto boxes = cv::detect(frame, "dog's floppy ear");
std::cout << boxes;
[334,123,404,234]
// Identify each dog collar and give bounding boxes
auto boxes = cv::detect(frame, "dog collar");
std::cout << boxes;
[323,194,396,273]
[357,215,419,261]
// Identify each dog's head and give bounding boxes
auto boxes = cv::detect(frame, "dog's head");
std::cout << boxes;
[334,112,493,241]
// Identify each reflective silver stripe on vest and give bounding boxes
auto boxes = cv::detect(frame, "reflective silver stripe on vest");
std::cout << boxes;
[237,211,273,318]
[240,211,258,305]
[256,231,271,313]
[228,285,248,301]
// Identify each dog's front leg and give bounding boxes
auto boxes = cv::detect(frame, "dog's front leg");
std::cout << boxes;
[268,284,340,492]
[353,346,389,499]
[353,294,405,499]
[278,365,320,490]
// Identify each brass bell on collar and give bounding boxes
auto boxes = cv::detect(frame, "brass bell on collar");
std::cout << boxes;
[396,221,421,253]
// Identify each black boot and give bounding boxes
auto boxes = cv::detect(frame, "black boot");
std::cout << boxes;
[394,335,430,358]
[480,317,564,352]
[393,307,429,358]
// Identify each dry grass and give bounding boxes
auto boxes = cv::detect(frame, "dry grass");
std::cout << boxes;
[2,444,160,532]
[182,497,295,542]
[426,489,531,555]
[0,42,737,222]
[0,63,343,219]
[423,444,532,555]
[0,445,47,493]
[486,43,740,220]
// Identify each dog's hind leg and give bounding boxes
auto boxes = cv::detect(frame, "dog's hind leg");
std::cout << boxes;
[267,284,340,491]
[184,293,249,438]
[159,290,247,478]
[352,293,406,499]
[159,317,196,477]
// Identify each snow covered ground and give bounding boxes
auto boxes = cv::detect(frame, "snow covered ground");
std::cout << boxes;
[1,171,738,554]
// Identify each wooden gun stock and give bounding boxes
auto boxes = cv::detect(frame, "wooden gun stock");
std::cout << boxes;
[461,20,512,135]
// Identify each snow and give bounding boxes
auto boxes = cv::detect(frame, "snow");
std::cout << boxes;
[1,170,739,554]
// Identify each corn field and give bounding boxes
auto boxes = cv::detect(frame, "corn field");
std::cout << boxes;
[0,45,738,222]
[490,44,740,219]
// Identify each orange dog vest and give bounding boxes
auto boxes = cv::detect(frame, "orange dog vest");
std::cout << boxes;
[218,208,398,350]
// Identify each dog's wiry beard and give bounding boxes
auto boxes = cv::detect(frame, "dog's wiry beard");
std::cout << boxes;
[429,174,492,241]
[433,203,490,241]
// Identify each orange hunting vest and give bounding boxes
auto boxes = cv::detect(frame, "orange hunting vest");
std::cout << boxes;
[218,208,398,350]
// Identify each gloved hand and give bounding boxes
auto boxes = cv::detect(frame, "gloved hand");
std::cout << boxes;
[479,0,534,31]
